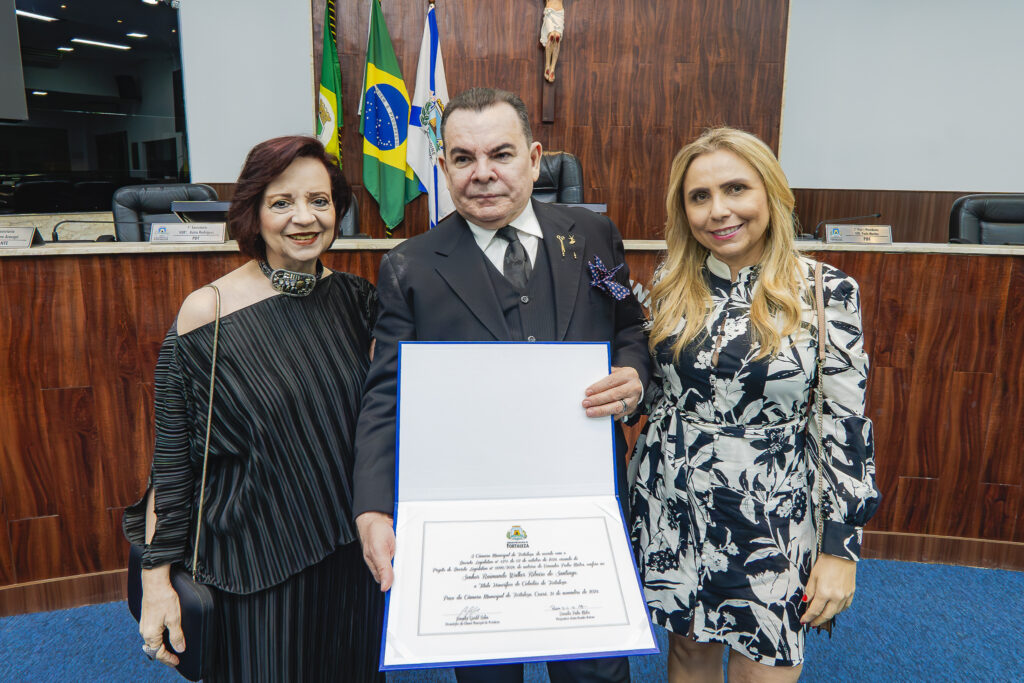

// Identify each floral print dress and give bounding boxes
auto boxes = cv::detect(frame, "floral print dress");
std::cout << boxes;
[629,253,880,667]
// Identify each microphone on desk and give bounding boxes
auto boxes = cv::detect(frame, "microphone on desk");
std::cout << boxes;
[812,213,882,240]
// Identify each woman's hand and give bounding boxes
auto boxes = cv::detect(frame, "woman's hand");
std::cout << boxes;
[356,511,396,591]
[801,553,856,627]
[139,565,185,667]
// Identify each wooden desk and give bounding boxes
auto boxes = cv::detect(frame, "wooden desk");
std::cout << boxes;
[1,241,1021,615]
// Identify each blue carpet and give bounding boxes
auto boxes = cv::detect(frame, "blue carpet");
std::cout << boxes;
[1,560,1021,682]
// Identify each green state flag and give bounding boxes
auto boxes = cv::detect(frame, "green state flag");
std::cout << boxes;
[360,0,420,233]
[317,0,343,163]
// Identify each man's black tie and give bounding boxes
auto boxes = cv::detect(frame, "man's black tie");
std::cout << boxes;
[497,226,532,290]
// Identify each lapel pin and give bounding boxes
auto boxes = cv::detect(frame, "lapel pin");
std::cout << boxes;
[556,234,567,257]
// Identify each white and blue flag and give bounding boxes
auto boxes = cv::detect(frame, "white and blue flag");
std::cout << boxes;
[407,3,453,228]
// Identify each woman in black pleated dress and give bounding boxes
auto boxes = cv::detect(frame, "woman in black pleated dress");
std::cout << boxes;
[124,136,383,682]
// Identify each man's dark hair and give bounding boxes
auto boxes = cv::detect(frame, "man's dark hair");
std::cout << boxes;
[440,87,533,149]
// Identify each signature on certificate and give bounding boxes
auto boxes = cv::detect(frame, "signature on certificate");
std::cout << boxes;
[454,606,491,624]
[549,603,596,622]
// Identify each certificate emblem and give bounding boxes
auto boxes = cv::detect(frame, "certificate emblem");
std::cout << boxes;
[506,525,529,548]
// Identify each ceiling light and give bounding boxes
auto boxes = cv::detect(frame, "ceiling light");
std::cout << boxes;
[31,91,48,96]
[126,32,148,38]
[16,10,58,21]
[70,38,131,50]
[57,46,74,51]
[142,0,159,4]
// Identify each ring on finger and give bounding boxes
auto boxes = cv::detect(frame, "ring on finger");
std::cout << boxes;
[142,643,160,660]
[618,398,628,413]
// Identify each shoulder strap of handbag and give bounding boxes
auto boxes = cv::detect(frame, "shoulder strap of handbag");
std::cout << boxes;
[813,261,826,554]
[191,284,221,582]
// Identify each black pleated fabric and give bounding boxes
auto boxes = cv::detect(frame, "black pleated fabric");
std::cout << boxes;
[207,540,384,683]
[123,271,382,680]
[124,269,378,587]
[125,272,377,593]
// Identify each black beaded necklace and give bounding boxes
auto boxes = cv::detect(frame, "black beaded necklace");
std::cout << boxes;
[257,258,325,297]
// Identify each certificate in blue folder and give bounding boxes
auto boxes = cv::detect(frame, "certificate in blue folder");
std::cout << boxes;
[381,342,658,670]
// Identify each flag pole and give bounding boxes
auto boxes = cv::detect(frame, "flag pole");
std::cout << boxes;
[357,0,374,117]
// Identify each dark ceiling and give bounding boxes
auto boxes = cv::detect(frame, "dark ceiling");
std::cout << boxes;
[15,0,180,66]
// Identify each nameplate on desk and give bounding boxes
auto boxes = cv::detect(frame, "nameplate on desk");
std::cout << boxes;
[0,227,44,248]
[824,224,893,244]
[149,223,226,243]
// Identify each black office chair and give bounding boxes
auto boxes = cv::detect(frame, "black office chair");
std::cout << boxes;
[112,183,218,241]
[949,194,1024,245]
[532,151,584,204]
[13,180,74,213]
[73,181,118,212]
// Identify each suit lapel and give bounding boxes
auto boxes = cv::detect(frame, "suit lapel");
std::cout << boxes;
[535,200,585,341]
[433,215,510,340]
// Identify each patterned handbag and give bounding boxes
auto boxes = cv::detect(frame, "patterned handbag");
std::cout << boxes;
[808,260,836,636]
[127,284,222,680]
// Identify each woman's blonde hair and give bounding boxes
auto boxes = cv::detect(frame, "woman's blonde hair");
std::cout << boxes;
[649,127,804,360]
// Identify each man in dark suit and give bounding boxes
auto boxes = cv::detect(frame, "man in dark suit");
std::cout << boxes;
[353,87,650,683]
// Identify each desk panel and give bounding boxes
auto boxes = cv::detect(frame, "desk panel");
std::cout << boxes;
[1,245,1021,616]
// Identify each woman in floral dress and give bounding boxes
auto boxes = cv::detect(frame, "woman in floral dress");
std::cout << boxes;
[630,128,880,682]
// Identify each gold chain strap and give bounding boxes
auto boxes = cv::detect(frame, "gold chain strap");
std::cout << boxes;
[812,261,826,555]
[191,284,221,582]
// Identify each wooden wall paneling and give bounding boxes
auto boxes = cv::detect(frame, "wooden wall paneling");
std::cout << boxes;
[106,507,130,568]
[950,255,1010,374]
[889,476,938,537]
[39,387,107,578]
[79,256,149,510]
[810,252,1023,548]
[641,2,703,66]
[0,569,126,617]
[322,250,384,283]
[935,372,995,538]
[0,482,11,585]
[865,366,906,531]
[122,382,157,518]
[0,388,52,522]
[972,484,1021,543]
[699,0,790,67]
[5,248,1024,611]
[205,182,236,202]
[692,62,784,152]
[623,252,660,292]
[11,515,64,584]
[38,261,90,390]
[820,252,935,479]
[908,256,962,480]
[333,0,789,240]
[853,251,918,370]
[982,257,1024,488]
[861,532,1024,571]
[791,189,974,244]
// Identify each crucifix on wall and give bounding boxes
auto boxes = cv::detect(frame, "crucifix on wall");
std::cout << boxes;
[540,0,565,122]
[540,0,565,82]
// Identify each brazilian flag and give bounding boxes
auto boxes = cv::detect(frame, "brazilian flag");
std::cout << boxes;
[317,0,343,163]
[360,0,420,234]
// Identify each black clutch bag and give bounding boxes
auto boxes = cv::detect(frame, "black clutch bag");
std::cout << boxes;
[127,544,215,681]
[127,284,223,680]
